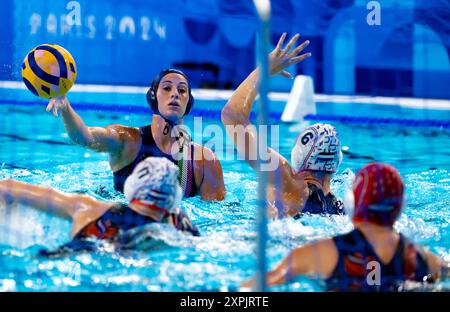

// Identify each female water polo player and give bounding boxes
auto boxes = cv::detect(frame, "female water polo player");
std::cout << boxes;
[242,163,449,291]
[0,157,200,251]
[46,69,225,201]
[221,33,343,218]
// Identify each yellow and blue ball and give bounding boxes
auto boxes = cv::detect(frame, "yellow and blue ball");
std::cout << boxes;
[21,44,77,99]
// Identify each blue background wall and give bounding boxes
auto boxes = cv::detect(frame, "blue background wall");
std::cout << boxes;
[1,0,449,99]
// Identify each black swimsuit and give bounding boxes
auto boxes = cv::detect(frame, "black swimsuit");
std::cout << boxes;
[294,183,344,218]
[325,229,431,291]
[113,125,198,197]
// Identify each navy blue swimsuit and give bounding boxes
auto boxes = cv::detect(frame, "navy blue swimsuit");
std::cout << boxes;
[325,229,431,291]
[294,183,344,218]
[39,203,200,256]
[74,203,200,239]
[113,125,198,197]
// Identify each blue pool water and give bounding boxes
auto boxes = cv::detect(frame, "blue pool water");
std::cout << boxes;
[0,102,449,291]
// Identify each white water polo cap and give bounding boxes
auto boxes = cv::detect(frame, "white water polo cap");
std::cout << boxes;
[291,123,343,173]
[124,157,182,214]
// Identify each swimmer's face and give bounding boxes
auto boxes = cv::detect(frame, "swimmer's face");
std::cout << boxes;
[156,73,190,121]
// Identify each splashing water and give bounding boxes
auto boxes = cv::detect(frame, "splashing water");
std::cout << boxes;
[0,106,449,291]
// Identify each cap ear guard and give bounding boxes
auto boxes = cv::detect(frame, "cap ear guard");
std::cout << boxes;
[146,83,158,113]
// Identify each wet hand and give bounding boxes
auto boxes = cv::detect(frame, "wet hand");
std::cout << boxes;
[269,32,311,78]
[46,95,69,117]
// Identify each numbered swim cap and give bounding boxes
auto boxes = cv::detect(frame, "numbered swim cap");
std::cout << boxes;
[352,163,404,227]
[291,123,342,173]
[124,157,182,214]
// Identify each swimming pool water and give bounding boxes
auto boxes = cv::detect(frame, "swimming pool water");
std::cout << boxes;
[0,103,449,291]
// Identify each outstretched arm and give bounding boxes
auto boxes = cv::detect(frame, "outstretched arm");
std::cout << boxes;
[46,96,125,153]
[240,239,337,288]
[0,179,105,220]
[221,33,310,180]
